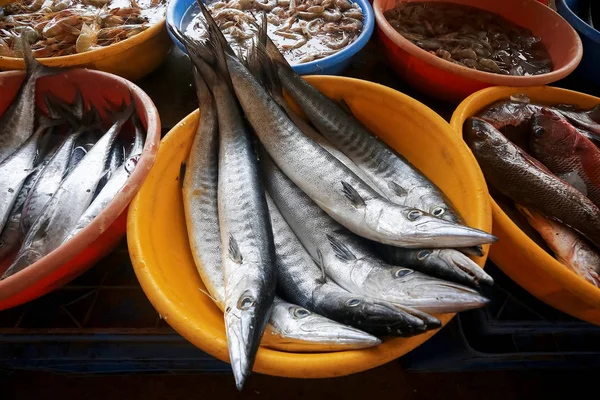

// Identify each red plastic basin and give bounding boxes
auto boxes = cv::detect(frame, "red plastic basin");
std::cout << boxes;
[0,69,161,310]
[373,0,582,103]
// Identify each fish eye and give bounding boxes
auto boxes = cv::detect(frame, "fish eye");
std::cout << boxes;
[346,298,361,307]
[238,295,255,310]
[394,268,413,278]
[407,210,422,220]
[474,129,487,139]
[532,126,545,137]
[417,250,431,260]
[293,307,311,319]
[0,240,4,248]
[432,207,445,217]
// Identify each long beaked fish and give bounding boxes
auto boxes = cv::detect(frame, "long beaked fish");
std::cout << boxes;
[262,153,490,314]
[201,34,276,391]
[193,2,496,250]
[266,192,440,336]
[465,117,600,250]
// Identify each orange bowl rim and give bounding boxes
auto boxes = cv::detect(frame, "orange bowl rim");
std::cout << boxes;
[372,0,583,86]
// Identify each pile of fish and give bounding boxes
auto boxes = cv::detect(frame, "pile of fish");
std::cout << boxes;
[466,95,600,287]
[0,38,145,279]
[0,0,166,57]
[173,0,496,390]
[183,0,364,64]
[384,2,553,76]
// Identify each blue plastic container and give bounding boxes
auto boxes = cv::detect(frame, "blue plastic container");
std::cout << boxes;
[557,0,600,88]
[165,0,375,75]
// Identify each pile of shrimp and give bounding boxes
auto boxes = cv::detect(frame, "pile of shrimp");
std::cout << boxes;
[0,0,166,58]
[184,0,364,64]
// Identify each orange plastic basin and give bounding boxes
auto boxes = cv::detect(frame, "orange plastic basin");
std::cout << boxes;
[0,20,170,81]
[373,0,582,103]
[128,76,493,378]
[451,86,600,326]
[0,69,161,310]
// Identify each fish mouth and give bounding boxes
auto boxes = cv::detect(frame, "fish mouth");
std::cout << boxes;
[224,307,262,391]
[357,299,439,337]
[439,250,494,287]
[405,280,490,313]
[412,219,498,248]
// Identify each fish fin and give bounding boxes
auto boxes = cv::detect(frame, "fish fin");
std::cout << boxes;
[387,181,408,198]
[263,27,292,69]
[341,181,365,208]
[337,99,354,116]
[557,171,588,195]
[179,162,187,188]
[327,234,357,262]
[589,104,600,123]
[316,248,327,283]
[228,235,243,264]
[168,23,218,88]
[20,34,60,79]
[194,0,235,85]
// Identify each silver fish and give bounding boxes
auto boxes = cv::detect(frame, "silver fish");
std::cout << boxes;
[0,125,45,234]
[264,37,464,224]
[21,131,81,234]
[2,109,128,279]
[262,155,490,314]
[0,37,57,163]
[182,66,380,352]
[182,65,224,305]
[195,4,495,249]
[0,153,53,262]
[206,44,276,390]
[378,246,494,288]
[267,192,439,336]
[263,297,381,351]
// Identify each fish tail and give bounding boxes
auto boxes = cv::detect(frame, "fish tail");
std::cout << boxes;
[194,0,234,85]
[20,34,60,79]
[249,17,283,96]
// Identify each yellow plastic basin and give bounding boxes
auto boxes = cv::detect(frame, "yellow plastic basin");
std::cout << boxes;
[127,76,493,378]
[0,19,170,81]
[451,86,600,326]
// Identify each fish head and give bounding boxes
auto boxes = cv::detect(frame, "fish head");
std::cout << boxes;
[464,117,510,153]
[369,200,497,248]
[224,286,272,391]
[394,271,490,313]
[267,299,381,348]
[531,107,578,153]
[317,290,431,336]
[432,249,494,287]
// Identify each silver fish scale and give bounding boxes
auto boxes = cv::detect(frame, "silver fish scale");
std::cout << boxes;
[279,68,461,222]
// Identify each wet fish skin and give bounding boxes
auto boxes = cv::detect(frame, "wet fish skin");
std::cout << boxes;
[0,125,45,235]
[263,38,463,224]
[65,116,145,242]
[517,205,600,288]
[465,117,600,249]
[530,108,600,208]
[21,131,81,235]
[202,27,276,390]
[2,110,129,279]
[263,297,382,351]
[263,154,489,314]
[556,105,600,135]
[182,65,224,306]
[0,153,53,262]
[267,192,438,337]
[377,245,493,288]
[0,37,58,163]
[195,11,495,249]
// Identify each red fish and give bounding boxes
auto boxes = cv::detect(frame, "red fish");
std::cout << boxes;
[530,107,600,209]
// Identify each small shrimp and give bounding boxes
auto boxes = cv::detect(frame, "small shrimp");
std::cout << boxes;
[229,26,254,40]
[322,9,342,21]
[322,32,348,49]
[255,0,277,11]
[335,0,353,11]
[343,7,363,20]
[338,16,362,32]
[75,22,99,53]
